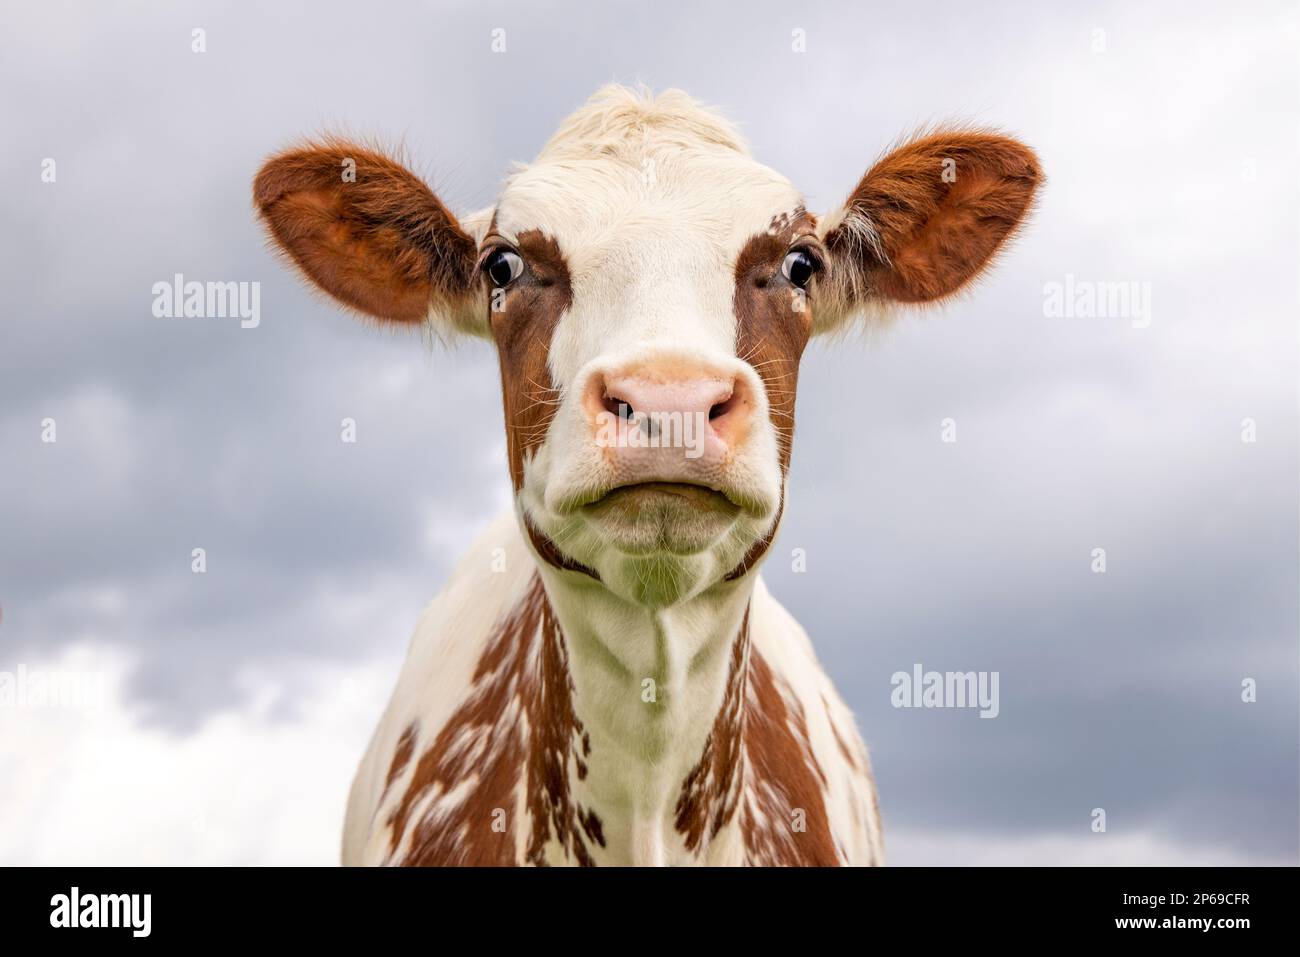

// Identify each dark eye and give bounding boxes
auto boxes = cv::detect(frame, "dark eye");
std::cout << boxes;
[485,249,523,287]
[781,249,818,288]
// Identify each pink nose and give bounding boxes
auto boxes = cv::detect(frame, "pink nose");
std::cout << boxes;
[583,363,754,478]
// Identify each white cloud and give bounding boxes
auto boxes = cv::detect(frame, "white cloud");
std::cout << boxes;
[0,643,395,865]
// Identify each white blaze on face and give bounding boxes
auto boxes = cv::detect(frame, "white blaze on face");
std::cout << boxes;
[486,90,808,600]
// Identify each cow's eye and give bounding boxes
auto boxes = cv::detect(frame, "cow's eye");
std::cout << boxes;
[485,249,523,287]
[781,249,819,288]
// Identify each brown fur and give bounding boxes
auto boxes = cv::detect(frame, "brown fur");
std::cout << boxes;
[382,723,418,797]
[253,138,476,323]
[673,605,844,865]
[489,230,573,491]
[724,211,817,578]
[388,576,843,866]
[487,231,601,579]
[740,651,843,865]
[386,576,603,866]
[826,130,1041,304]
[674,610,749,851]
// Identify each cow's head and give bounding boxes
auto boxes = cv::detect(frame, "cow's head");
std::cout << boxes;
[255,87,1040,607]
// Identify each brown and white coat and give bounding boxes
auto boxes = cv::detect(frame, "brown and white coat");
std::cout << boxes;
[253,86,1041,866]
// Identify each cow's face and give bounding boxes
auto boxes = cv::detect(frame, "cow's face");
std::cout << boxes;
[255,88,1040,607]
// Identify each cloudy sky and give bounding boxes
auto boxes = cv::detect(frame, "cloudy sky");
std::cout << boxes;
[1,0,1296,866]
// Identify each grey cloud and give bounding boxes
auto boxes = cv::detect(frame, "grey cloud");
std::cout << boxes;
[1,0,1295,863]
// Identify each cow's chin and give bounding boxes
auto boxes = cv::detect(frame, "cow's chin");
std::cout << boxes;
[525,481,771,608]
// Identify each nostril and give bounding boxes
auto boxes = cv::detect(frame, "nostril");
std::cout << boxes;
[709,391,737,422]
[604,392,634,419]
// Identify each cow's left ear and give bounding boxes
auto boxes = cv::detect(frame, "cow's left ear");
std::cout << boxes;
[815,129,1042,332]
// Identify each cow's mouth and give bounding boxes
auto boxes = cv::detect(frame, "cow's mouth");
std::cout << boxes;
[580,481,741,555]
[596,480,734,507]
[571,478,752,512]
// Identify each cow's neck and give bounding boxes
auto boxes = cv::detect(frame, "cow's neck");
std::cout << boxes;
[532,562,755,866]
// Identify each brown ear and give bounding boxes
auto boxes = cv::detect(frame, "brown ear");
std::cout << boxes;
[821,129,1041,313]
[253,138,478,326]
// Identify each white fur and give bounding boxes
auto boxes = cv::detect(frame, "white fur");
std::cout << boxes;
[491,87,805,600]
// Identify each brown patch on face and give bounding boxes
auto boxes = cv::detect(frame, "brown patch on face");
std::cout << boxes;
[724,209,816,578]
[387,575,603,866]
[733,211,817,469]
[490,231,597,580]
[253,137,476,323]
[490,230,573,492]
[825,130,1042,304]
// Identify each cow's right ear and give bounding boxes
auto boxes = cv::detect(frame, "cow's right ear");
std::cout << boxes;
[253,138,487,337]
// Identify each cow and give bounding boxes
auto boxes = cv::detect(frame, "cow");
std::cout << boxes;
[253,85,1041,866]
